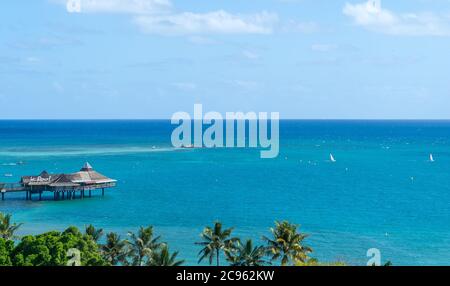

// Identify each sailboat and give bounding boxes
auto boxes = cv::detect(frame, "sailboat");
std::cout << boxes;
[330,153,336,163]
[429,154,435,162]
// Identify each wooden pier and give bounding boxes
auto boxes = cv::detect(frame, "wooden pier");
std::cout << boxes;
[0,163,116,201]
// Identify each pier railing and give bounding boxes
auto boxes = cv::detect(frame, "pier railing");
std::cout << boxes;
[1,181,117,201]
[1,182,116,193]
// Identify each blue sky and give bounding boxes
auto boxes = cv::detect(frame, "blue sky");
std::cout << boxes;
[1,0,450,119]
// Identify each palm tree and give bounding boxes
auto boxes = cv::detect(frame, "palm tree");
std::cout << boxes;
[196,221,239,266]
[101,232,127,266]
[85,224,104,242]
[149,244,184,266]
[226,239,269,266]
[126,226,161,266]
[262,221,312,266]
[0,212,23,240]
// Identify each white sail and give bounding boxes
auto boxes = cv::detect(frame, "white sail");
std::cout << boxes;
[429,154,435,162]
[330,153,336,162]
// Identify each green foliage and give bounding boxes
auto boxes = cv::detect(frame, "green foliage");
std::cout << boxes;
[101,232,127,266]
[126,226,161,266]
[0,213,361,267]
[226,239,269,266]
[0,212,23,240]
[296,258,346,266]
[10,226,107,266]
[196,221,239,266]
[263,221,313,266]
[0,238,14,266]
[85,224,104,242]
[149,244,184,266]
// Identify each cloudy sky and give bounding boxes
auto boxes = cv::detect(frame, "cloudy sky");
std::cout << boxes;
[1,0,450,119]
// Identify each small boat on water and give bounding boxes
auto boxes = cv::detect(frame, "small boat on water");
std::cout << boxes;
[429,154,435,162]
[2,161,25,166]
[330,153,336,163]
[4,174,13,177]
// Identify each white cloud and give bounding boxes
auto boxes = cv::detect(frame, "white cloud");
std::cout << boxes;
[60,0,171,14]
[134,10,278,35]
[343,1,450,36]
[57,0,278,35]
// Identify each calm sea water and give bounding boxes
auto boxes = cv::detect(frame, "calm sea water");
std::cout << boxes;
[0,120,449,266]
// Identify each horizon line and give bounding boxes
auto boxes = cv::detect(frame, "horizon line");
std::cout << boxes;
[1,118,450,121]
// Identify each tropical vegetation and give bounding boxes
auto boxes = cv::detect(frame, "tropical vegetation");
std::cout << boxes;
[263,221,313,265]
[0,212,389,266]
[196,221,238,266]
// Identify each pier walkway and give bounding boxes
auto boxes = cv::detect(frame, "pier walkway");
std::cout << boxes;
[0,163,117,201]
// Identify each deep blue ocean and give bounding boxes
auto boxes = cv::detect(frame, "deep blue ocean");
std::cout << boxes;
[0,120,449,266]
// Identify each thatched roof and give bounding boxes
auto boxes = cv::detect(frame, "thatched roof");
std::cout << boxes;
[49,174,80,187]
[22,171,60,186]
[81,162,93,171]
[21,163,116,187]
[70,163,116,184]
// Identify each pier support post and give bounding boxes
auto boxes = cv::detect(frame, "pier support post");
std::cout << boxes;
[89,190,92,197]
[39,191,42,201]
[1,192,4,201]
[102,188,105,197]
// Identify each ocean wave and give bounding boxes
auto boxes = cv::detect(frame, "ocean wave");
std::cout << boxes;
[0,146,177,157]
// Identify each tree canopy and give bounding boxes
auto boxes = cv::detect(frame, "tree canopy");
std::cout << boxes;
[10,227,106,266]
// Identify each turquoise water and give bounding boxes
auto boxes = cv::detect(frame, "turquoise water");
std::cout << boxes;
[0,120,449,266]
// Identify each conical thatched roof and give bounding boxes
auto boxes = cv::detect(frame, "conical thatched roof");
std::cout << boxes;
[81,162,93,171]
[40,170,50,178]
[70,163,116,185]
